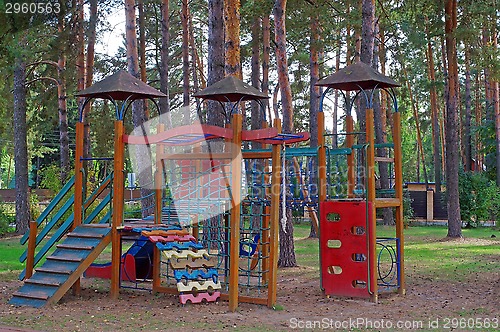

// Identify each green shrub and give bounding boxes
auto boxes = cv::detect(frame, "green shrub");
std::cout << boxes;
[0,203,15,236]
[39,164,64,196]
[403,189,414,226]
[459,171,500,227]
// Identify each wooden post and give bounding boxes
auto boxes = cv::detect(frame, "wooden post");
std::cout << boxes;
[392,111,406,295]
[25,221,37,279]
[346,115,355,197]
[426,188,434,222]
[193,144,201,239]
[71,121,85,295]
[228,113,242,312]
[155,124,165,226]
[318,112,327,203]
[262,205,270,284]
[153,124,164,291]
[73,122,85,229]
[365,108,378,303]
[111,120,125,299]
[261,119,270,285]
[268,118,281,308]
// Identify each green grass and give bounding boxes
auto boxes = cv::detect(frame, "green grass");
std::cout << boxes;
[292,223,500,280]
[0,236,26,272]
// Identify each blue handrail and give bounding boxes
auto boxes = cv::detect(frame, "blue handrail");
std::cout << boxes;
[18,173,114,280]
[20,175,75,245]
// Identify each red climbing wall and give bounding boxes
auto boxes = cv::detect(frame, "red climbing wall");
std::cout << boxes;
[319,200,374,298]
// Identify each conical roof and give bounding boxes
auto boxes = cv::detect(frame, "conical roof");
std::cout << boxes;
[316,61,400,91]
[75,70,166,100]
[193,76,269,102]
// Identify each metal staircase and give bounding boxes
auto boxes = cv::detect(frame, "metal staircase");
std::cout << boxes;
[9,224,111,308]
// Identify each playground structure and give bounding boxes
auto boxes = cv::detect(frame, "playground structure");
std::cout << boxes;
[10,62,405,310]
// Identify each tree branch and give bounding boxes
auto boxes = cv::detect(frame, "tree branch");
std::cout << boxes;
[25,76,59,87]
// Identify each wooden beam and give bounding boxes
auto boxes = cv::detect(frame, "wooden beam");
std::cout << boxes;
[220,293,268,305]
[228,113,243,312]
[73,122,85,230]
[268,118,281,308]
[262,205,270,284]
[25,221,37,279]
[152,124,164,292]
[158,152,232,160]
[393,112,406,295]
[374,156,394,163]
[71,121,85,296]
[366,108,378,303]
[242,151,272,159]
[375,198,402,208]
[111,120,125,299]
[152,285,179,295]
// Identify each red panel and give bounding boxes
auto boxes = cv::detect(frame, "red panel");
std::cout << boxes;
[85,254,137,282]
[320,201,372,298]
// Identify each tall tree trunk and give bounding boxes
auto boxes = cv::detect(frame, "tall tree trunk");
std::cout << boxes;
[308,11,320,237]
[80,0,97,177]
[444,0,462,238]
[251,17,262,131]
[426,35,442,191]
[440,36,448,173]
[57,14,69,183]
[138,0,149,117]
[204,0,226,248]
[492,25,500,186]
[83,0,98,177]
[403,65,429,185]
[207,0,225,128]
[85,0,97,92]
[14,56,30,234]
[464,46,472,172]
[360,0,375,65]
[75,0,89,162]
[475,73,482,172]
[332,25,341,148]
[188,7,201,112]
[181,0,190,124]
[224,0,241,78]
[373,22,393,226]
[274,0,297,267]
[249,16,264,230]
[159,0,172,128]
[356,0,375,188]
[262,15,271,122]
[126,0,153,217]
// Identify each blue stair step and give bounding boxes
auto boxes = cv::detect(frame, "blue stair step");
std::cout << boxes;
[47,248,92,262]
[25,272,68,287]
[10,225,111,307]
[57,236,104,250]
[13,283,58,300]
[8,296,47,308]
[67,225,111,238]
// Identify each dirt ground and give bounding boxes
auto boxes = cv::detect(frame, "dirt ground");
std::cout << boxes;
[0,239,499,331]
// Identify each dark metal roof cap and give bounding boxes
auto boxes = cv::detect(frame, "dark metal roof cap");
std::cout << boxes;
[193,76,269,102]
[75,70,166,100]
[316,61,400,91]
